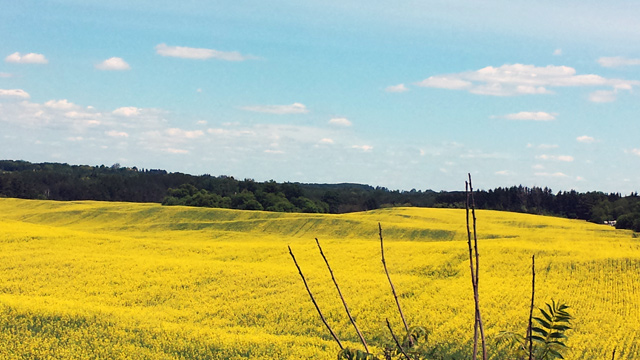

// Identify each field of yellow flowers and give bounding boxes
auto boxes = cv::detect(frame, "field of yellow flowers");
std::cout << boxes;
[0,198,638,359]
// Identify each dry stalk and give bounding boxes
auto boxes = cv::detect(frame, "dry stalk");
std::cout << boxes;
[379,222,410,333]
[466,175,487,360]
[528,254,535,360]
[385,319,412,360]
[315,238,369,353]
[465,180,478,360]
[612,347,616,360]
[288,245,344,350]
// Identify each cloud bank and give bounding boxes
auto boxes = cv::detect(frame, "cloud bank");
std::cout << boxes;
[417,63,637,97]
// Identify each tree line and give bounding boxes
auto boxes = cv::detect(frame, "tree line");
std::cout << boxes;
[1,160,639,231]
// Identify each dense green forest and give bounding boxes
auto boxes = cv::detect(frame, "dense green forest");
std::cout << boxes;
[1,160,639,232]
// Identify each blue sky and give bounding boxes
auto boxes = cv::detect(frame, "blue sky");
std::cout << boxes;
[1,1,640,192]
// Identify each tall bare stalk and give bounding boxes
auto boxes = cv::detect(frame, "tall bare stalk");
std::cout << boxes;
[528,254,535,360]
[466,174,486,360]
[288,245,344,350]
[379,222,410,333]
[386,319,412,360]
[315,238,369,352]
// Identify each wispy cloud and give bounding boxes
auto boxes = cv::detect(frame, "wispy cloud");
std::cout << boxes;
[536,154,574,162]
[0,89,30,98]
[352,145,373,152]
[319,138,334,144]
[113,107,141,117]
[106,130,129,138]
[165,148,189,154]
[385,84,408,93]
[576,135,596,143]
[598,56,640,68]
[416,63,638,97]
[5,52,48,64]
[155,43,254,61]
[95,57,131,71]
[165,128,204,139]
[588,90,616,103]
[626,149,640,157]
[241,103,308,114]
[527,143,559,149]
[499,111,557,121]
[329,117,352,126]
[553,49,563,56]
[535,172,569,178]
[0,72,12,78]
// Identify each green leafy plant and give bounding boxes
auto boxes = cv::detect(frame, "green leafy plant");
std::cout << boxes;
[497,300,572,360]
[531,300,572,359]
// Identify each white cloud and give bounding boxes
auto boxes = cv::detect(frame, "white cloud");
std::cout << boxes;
[576,135,596,143]
[416,63,638,97]
[5,52,48,64]
[532,164,545,170]
[165,128,204,139]
[385,84,409,93]
[155,43,252,61]
[329,117,352,126]
[0,72,11,78]
[535,172,569,178]
[598,56,640,68]
[241,103,308,114]
[319,138,334,144]
[95,57,131,71]
[113,107,141,117]
[45,99,76,110]
[501,111,556,121]
[0,89,30,99]
[352,145,373,152]
[66,136,83,142]
[196,120,207,125]
[553,49,563,56]
[106,130,129,138]
[536,154,574,162]
[588,90,616,103]
[495,170,512,175]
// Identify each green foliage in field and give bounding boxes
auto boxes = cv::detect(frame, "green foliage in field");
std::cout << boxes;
[0,198,639,359]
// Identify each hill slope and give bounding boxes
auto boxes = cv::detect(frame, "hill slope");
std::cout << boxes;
[0,198,638,359]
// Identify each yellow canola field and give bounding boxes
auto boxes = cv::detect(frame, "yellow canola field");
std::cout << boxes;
[0,198,638,359]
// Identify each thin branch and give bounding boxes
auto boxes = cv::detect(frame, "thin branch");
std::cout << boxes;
[611,346,616,360]
[465,181,479,360]
[386,319,412,360]
[288,245,343,350]
[468,174,487,360]
[315,238,369,353]
[379,222,410,333]
[528,254,535,360]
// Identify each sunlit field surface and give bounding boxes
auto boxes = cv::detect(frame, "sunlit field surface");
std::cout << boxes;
[0,198,638,359]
